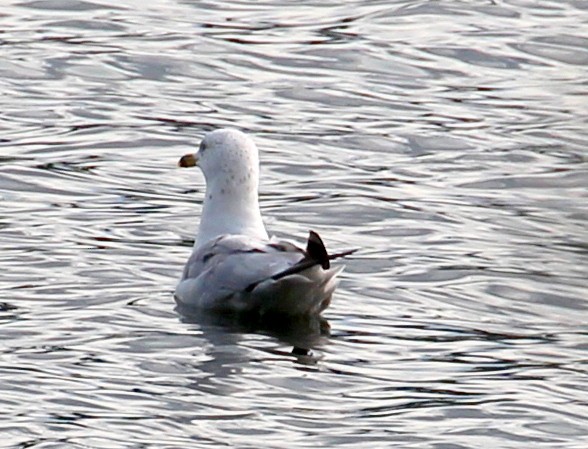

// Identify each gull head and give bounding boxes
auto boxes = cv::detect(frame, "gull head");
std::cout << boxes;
[179,128,260,189]
[179,128,268,245]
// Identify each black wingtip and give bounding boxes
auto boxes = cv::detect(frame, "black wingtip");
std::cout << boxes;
[328,248,358,260]
[307,230,330,269]
[245,232,357,292]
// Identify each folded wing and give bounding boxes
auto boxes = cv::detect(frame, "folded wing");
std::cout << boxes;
[175,231,352,316]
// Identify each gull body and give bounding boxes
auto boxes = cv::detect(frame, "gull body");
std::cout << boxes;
[175,129,350,316]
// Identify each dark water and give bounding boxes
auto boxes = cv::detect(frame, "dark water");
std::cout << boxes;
[1,1,588,447]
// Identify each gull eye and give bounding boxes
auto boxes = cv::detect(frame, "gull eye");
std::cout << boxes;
[199,140,207,152]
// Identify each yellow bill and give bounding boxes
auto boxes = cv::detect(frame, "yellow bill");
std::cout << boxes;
[178,153,198,168]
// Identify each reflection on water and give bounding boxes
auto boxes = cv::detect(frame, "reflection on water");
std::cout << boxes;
[1,0,588,447]
[176,303,330,352]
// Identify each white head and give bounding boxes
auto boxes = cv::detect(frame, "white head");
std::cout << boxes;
[180,129,259,187]
[179,128,268,246]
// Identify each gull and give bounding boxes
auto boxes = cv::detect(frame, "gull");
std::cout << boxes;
[175,129,354,316]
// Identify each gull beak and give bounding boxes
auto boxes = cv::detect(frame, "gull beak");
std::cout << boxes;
[178,153,198,168]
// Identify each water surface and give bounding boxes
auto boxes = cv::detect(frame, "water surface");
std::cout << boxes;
[1,1,587,448]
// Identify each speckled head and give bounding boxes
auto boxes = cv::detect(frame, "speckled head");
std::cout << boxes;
[179,128,268,244]
[184,129,260,188]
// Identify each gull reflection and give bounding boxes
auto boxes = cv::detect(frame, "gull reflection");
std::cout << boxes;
[176,302,330,356]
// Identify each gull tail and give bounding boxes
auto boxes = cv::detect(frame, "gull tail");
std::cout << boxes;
[245,230,357,294]
[270,231,356,281]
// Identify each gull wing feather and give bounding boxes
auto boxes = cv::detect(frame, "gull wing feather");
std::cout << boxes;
[176,235,303,310]
[175,233,348,315]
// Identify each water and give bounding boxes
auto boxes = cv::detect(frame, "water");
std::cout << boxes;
[1,0,587,447]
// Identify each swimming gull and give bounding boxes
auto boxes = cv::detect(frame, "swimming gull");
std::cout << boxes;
[174,128,354,316]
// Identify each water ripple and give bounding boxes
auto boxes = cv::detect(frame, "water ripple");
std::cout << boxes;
[1,0,588,448]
